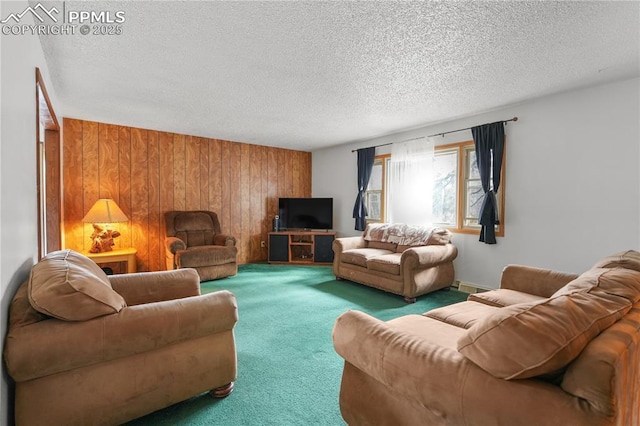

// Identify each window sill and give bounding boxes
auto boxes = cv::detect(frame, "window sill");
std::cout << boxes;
[445,227,504,237]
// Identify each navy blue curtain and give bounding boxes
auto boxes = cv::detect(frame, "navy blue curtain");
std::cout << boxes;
[352,147,376,231]
[471,122,504,244]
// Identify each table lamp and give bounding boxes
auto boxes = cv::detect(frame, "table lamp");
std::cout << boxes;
[82,199,129,253]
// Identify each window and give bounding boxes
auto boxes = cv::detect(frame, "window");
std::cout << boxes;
[370,141,504,236]
[432,149,458,226]
[364,154,389,222]
[458,142,504,234]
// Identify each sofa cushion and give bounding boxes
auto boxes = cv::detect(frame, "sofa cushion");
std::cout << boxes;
[468,289,547,307]
[176,245,237,268]
[28,249,126,321]
[425,301,501,329]
[457,270,633,379]
[387,314,467,347]
[366,253,402,275]
[367,241,397,251]
[592,250,640,273]
[341,248,393,268]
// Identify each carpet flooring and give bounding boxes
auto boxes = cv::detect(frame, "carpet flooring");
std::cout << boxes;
[125,263,467,425]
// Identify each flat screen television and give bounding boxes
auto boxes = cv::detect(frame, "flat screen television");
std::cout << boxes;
[278,197,333,231]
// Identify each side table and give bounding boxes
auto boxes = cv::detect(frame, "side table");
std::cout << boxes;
[84,247,137,274]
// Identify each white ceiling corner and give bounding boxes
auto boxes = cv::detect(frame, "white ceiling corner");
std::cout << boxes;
[35,0,640,151]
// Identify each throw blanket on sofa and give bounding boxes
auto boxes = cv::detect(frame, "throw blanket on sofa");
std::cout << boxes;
[363,223,451,246]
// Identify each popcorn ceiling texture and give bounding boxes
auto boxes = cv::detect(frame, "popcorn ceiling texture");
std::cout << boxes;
[38,1,639,150]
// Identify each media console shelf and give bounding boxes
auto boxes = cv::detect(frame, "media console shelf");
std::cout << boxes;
[268,231,336,265]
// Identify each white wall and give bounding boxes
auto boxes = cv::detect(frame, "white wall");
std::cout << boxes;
[313,77,640,289]
[0,2,60,424]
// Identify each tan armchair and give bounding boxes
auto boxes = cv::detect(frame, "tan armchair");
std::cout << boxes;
[165,210,238,281]
[4,249,238,425]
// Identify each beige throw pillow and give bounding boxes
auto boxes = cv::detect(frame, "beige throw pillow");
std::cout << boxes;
[457,281,631,380]
[28,249,126,321]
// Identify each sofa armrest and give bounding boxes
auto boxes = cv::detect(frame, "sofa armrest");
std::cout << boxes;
[108,268,201,305]
[333,310,476,412]
[214,234,237,247]
[401,244,458,269]
[165,236,187,253]
[333,236,365,253]
[333,237,367,277]
[500,265,579,298]
[5,290,238,382]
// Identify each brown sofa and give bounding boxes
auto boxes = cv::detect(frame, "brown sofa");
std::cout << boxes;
[333,250,640,426]
[333,223,458,302]
[165,210,238,281]
[4,249,238,425]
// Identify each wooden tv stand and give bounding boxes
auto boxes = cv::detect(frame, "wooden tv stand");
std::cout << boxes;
[268,231,336,265]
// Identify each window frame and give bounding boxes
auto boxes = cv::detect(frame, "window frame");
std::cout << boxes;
[432,147,459,227]
[364,154,390,224]
[437,140,505,236]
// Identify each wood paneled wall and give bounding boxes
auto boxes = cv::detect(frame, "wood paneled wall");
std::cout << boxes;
[63,118,311,271]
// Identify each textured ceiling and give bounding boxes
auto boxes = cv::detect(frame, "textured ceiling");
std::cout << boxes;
[37,1,639,151]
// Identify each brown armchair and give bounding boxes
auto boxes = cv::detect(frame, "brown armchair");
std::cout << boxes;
[4,249,238,425]
[165,210,238,281]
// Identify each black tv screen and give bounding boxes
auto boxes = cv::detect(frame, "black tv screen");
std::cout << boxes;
[278,198,333,230]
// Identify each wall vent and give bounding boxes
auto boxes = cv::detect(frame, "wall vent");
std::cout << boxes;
[456,281,479,294]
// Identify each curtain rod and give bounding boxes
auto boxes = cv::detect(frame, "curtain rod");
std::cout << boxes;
[351,117,518,153]
[428,116,518,138]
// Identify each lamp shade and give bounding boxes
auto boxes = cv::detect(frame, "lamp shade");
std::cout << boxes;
[82,199,129,223]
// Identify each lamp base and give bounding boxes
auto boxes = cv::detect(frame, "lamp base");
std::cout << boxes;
[89,224,121,253]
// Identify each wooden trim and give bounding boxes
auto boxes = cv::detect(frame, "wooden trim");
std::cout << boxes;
[378,154,390,224]
[44,129,61,253]
[36,68,61,259]
[36,68,60,131]
[36,70,42,259]
[435,141,472,151]
[456,143,465,232]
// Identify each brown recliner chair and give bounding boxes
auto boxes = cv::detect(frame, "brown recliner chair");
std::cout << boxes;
[165,211,238,281]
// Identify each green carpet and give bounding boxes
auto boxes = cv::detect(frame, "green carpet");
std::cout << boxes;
[126,263,467,425]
